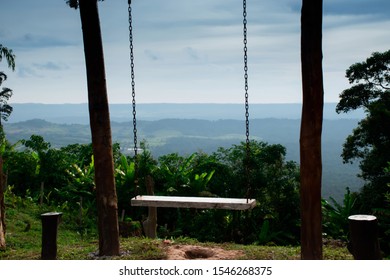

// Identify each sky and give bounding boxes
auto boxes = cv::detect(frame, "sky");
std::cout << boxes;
[1,0,389,104]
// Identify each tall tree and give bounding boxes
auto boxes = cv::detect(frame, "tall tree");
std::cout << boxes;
[66,0,120,256]
[336,50,390,212]
[300,0,324,259]
[0,45,15,71]
[0,44,15,250]
[0,82,13,127]
[0,45,15,128]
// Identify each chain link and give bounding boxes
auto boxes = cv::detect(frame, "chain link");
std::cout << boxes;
[243,0,251,201]
[128,0,139,193]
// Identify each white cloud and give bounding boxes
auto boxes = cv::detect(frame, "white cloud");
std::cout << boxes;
[1,0,389,104]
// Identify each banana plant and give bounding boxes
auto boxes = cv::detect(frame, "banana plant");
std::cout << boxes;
[161,153,215,196]
[322,187,357,240]
[66,155,95,199]
[256,216,288,245]
[162,153,196,195]
[191,170,216,196]
[115,155,135,193]
[115,155,136,213]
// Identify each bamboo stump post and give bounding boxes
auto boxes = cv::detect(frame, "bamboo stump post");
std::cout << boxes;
[348,215,381,260]
[41,212,62,260]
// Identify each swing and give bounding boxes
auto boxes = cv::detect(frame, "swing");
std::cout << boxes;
[128,0,256,210]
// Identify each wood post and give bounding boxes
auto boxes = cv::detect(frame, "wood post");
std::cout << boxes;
[348,215,382,260]
[300,0,324,259]
[41,212,62,260]
[39,182,44,205]
[142,176,157,238]
[121,209,125,222]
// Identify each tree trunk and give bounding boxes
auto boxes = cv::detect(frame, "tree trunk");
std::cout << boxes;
[300,0,324,260]
[0,156,5,250]
[78,0,120,256]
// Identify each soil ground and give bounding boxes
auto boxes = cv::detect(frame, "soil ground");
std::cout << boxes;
[163,241,244,260]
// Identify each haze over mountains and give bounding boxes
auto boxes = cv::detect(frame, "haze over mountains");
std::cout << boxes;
[5,103,366,202]
[8,103,364,124]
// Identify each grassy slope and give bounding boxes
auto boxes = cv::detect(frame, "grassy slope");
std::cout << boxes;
[0,194,353,260]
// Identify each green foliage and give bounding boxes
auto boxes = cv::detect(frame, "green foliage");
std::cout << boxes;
[5,133,301,245]
[211,141,300,244]
[60,143,93,168]
[0,44,16,71]
[1,181,353,260]
[116,155,135,187]
[4,117,364,202]
[66,0,79,9]
[322,187,358,240]
[0,80,13,124]
[255,218,289,246]
[149,141,300,245]
[66,155,95,198]
[4,149,39,196]
[371,163,390,256]
[157,153,215,196]
[336,50,390,115]
[192,170,215,196]
[336,50,390,210]
[2,188,99,259]
[159,153,194,194]
[115,154,136,215]
[0,44,14,124]
[65,0,105,10]
[21,135,51,154]
[336,50,390,254]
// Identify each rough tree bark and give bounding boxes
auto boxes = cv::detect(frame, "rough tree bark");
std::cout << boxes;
[300,0,324,259]
[78,0,120,256]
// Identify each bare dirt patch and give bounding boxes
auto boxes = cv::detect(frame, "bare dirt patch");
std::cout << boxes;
[164,243,245,260]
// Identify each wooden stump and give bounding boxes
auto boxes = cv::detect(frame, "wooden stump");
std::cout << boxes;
[348,215,382,260]
[41,212,62,260]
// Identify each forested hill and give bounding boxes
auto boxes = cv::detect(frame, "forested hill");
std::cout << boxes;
[4,117,363,202]
[8,103,365,123]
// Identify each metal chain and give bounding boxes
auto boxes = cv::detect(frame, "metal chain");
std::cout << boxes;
[128,0,139,194]
[127,0,250,200]
[243,0,251,201]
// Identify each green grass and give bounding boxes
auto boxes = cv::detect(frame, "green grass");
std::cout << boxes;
[0,194,353,260]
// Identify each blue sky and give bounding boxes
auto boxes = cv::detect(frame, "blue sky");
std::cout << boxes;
[1,0,389,104]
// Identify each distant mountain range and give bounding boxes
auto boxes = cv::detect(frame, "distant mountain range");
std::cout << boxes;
[8,103,365,124]
[4,105,366,202]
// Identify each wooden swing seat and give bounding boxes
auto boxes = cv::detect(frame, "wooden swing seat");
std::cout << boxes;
[131,195,256,210]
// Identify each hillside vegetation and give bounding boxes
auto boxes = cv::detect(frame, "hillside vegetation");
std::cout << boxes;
[0,190,353,260]
[4,117,363,202]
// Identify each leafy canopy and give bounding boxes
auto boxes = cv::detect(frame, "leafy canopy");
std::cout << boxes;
[336,50,390,114]
[336,50,390,214]
[0,44,16,71]
[65,0,105,9]
[0,44,15,126]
